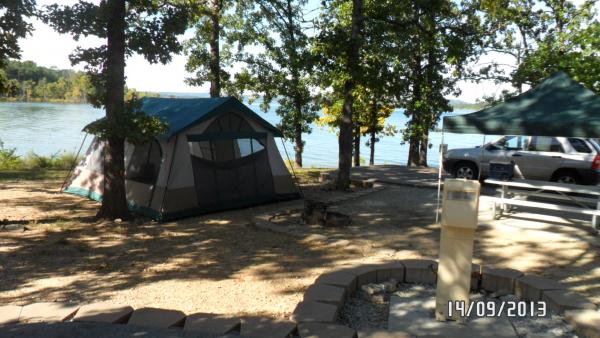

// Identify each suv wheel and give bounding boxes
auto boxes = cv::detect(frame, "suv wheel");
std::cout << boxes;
[453,162,478,180]
[552,170,582,185]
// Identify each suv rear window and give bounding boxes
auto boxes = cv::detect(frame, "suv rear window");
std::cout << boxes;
[527,137,563,152]
[568,138,592,153]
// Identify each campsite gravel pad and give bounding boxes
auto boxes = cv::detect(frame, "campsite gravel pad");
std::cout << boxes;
[338,292,390,330]
[338,283,579,337]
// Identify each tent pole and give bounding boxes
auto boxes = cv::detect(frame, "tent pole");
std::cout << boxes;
[59,133,88,193]
[280,137,305,199]
[435,130,445,223]
[159,135,179,220]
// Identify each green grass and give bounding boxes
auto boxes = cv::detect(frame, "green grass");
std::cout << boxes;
[287,167,333,184]
[0,169,69,181]
[0,140,82,180]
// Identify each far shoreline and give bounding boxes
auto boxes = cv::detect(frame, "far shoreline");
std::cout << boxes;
[0,98,485,111]
[0,98,89,104]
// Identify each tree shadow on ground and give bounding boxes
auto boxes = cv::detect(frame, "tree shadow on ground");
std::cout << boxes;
[475,204,600,303]
[2,180,599,313]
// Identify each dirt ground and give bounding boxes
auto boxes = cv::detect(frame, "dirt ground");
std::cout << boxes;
[1,178,599,319]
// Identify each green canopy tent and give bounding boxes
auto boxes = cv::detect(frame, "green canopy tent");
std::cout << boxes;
[435,72,600,221]
[443,72,600,137]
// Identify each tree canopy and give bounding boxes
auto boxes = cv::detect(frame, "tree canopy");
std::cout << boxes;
[238,0,319,168]
[0,0,36,65]
[478,0,600,102]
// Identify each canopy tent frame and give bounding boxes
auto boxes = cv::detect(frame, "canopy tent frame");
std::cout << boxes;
[434,72,600,223]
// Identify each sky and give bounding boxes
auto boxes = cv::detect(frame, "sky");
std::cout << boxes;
[18,0,589,103]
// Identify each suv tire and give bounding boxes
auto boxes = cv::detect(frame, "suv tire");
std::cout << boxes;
[453,161,479,180]
[551,169,582,185]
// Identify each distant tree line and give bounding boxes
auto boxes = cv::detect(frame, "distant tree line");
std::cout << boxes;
[0,60,159,103]
[0,60,92,102]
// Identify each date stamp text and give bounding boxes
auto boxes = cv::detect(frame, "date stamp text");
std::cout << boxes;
[448,300,547,318]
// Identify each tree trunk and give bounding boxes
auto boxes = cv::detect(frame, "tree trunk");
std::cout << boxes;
[209,0,221,98]
[286,0,303,168]
[419,129,429,166]
[407,5,423,167]
[98,0,129,220]
[369,100,377,166]
[353,128,360,167]
[407,129,421,166]
[336,0,363,190]
[369,131,375,165]
[294,113,303,167]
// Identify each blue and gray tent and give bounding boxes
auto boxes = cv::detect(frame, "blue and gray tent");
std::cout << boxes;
[64,97,300,221]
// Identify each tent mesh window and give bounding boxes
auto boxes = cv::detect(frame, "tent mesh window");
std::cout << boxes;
[125,140,162,185]
[188,112,275,208]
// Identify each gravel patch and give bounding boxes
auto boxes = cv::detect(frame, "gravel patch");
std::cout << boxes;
[338,291,390,330]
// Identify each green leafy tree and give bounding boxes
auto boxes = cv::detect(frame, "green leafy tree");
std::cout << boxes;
[22,79,34,101]
[239,0,318,168]
[479,0,599,97]
[33,77,48,100]
[44,0,189,220]
[1,60,96,102]
[314,0,364,189]
[383,0,482,166]
[514,0,599,93]
[185,0,251,97]
[476,0,541,93]
[318,85,396,167]
[0,70,8,95]
[359,91,396,166]
[0,1,36,65]
[3,79,21,97]
[0,1,36,90]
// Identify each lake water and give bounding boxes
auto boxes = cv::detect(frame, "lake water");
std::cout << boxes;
[0,101,488,168]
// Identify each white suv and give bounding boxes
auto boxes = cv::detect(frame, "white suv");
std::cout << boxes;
[443,136,600,185]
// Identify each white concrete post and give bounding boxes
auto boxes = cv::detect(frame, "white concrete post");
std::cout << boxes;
[435,179,481,322]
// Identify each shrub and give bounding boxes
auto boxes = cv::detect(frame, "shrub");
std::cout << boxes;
[0,141,22,170]
[0,139,81,171]
[52,152,80,170]
[22,151,81,170]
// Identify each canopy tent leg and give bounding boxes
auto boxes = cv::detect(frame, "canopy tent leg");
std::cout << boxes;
[593,197,600,229]
[478,135,486,180]
[435,130,445,223]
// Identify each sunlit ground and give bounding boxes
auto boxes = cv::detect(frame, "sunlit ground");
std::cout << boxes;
[1,173,598,318]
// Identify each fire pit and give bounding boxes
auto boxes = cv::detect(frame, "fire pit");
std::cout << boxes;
[302,200,351,227]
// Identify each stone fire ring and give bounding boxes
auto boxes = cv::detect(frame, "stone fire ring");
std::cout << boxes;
[0,260,598,338]
[291,259,599,338]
